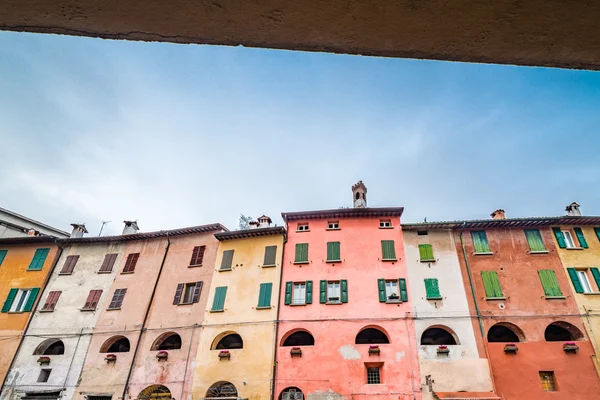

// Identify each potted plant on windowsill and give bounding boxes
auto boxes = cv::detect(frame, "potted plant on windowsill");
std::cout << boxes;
[218,350,231,360]
[156,350,168,360]
[104,354,117,363]
[504,343,518,353]
[388,293,399,300]
[436,345,449,355]
[368,345,380,355]
[563,342,579,353]
[290,347,302,356]
[37,356,51,365]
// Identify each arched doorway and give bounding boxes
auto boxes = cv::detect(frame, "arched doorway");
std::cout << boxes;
[206,381,238,398]
[138,384,172,400]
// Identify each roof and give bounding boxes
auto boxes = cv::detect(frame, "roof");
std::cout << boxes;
[0,206,70,237]
[0,235,61,245]
[402,215,600,230]
[434,392,501,400]
[282,207,403,222]
[215,226,286,241]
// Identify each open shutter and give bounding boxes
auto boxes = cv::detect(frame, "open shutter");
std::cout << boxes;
[0,250,8,266]
[378,279,386,302]
[574,227,588,248]
[537,270,562,297]
[295,244,308,263]
[173,283,184,305]
[2,288,18,313]
[192,281,203,303]
[595,228,600,242]
[425,278,441,299]
[327,242,341,261]
[258,283,273,308]
[306,280,313,304]
[590,268,600,291]
[263,246,277,266]
[553,227,566,248]
[23,288,39,312]
[220,250,234,270]
[567,268,584,293]
[284,282,292,305]
[341,280,348,303]
[381,240,396,260]
[319,280,327,304]
[399,278,408,302]
[418,244,434,261]
[481,271,503,298]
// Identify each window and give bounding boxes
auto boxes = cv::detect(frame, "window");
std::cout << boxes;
[577,271,593,293]
[59,255,79,274]
[99,254,118,273]
[2,288,39,313]
[0,249,7,266]
[282,331,315,346]
[100,336,130,353]
[320,279,348,303]
[152,332,182,350]
[544,322,585,342]
[471,231,491,253]
[284,281,313,305]
[41,291,62,312]
[379,220,392,228]
[327,221,339,230]
[280,387,304,400]
[214,333,243,349]
[487,323,524,342]
[355,328,390,344]
[481,271,504,298]
[211,286,227,312]
[377,279,408,302]
[28,248,50,271]
[381,240,396,261]
[293,283,306,304]
[538,270,563,297]
[297,224,309,232]
[82,290,102,311]
[263,245,277,266]
[525,229,546,252]
[34,339,65,355]
[424,278,442,299]
[563,230,575,248]
[326,242,341,262]
[567,267,599,294]
[257,283,273,308]
[417,230,428,236]
[220,250,234,271]
[539,371,557,392]
[189,246,206,266]
[327,281,341,302]
[418,244,435,262]
[108,289,127,309]
[294,243,309,264]
[37,369,51,383]
[367,367,381,384]
[385,280,398,300]
[122,253,139,273]
[421,327,458,345]
[173,282,203,305]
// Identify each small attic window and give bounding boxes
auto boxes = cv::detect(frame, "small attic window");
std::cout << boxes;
[297,224,309,232]
[327,222,340,230]
[379,220,392,228]
[417,231,428,236]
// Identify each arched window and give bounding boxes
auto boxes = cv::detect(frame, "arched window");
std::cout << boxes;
[487,323,525,343]
[545,321,585,342]
[206,381,238,398]
[214,333,243,350]
[282,330,315,346]
[138,384,171,399]
[355,327,390,344]
[100,336,130,353]
[279,387,304,400]
[421,326,458,345]
[33,339,65,355]
[355,192,360,200]
[151,332,182,350]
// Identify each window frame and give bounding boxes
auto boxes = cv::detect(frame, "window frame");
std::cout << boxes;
[296,223,309,232]
[379,220,392,229]
[539,371,557,392]
[327,281,341,303]
[562,230,576,249]
[385,280,399,301]
[577,270,593,293]
[9,289,32,313]
[327,221,340,230]
[367,366,381,384]
[181,283,196,304]
[292,282,307,305]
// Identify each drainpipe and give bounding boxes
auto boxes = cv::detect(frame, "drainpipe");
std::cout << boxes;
[0,241,64,395]
[62,327,84,395]
[122,233,171,400]
[583,305,600,377]
[180,324,197,400]
[271,230,287,400]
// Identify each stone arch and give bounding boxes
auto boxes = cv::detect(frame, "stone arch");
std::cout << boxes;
[355,325,390,344]
[33,338,65,355]
[487,322,526,342]
[545,321,585,341]
[420,325,460,345]
[138,384,171,399]
[211,331,243,350]
[100,336,130,353]
[206,381,238,398]
[151,332,182,350]
[281,329,315,346]
[279,387,304,400]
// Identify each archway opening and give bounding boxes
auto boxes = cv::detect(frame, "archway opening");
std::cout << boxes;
[279,387,304,400]
[282,331,315,347]
[355,327,390,344]
[487,323,524,343]
[152,332,182,350]
[33,339,65,355]
[214,333,243,350]
[100,336,130,353]
[545,321,585,342]
[138,384,171,399]
[206,381,238,398]
[421,327,458,345]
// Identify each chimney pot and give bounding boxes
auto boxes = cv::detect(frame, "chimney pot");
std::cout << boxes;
[122,220,140,235]
[566,202,582,216]
[491,209,506,220]
[70,223,88,238]
[257,215,272,228]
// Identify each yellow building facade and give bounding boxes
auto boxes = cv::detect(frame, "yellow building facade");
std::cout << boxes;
[192,224,285,400]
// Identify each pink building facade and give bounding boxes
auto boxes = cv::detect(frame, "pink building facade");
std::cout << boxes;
[276,201,421,399]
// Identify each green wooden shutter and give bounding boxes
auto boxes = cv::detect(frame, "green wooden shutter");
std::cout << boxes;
[257,283,273,308]
[23,288,40,312]
[574,227,588,248]
[211,286,227,311]
[381,240,396,260]
[0,250,7,266]
[553,227,566,248]
[418,244,434,261]
[378,279,386,302]
[424,278,441,299]
[263,246,277,266]
[481,271,503,298]
[567,268,584,293]
[1,288,18,313]
[284,282,292,305]
[471,231,491,253]
[594,228,600,242]
[525,229,546,252]
[28,248,50,271]
[319,280,327,304]
[306,281,313,304]
[327,242,341,261]
[341,280,348,303]
[295,243,309,263]
[399,278,408,302]
[590,268,600,291]
[220,250,234,270]
[538,270,563,297]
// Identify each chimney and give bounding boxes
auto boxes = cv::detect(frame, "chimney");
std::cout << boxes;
[566,202,582,217]
[70,223,88,238]
[248,220,260,230]
[352,181,367,208]
[257,215,272,228]
[122,220,140,235]
[490,209,506,220]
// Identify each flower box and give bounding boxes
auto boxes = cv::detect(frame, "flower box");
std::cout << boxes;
[368,345,380,355]
[504,344,518,353]
[37,356,51,365]
[563,342,579,353]
[156,350,168,360]
[290,347,302,357]
[218,350,231,360]
[437,345,449,354]
[388,294,399,300]
[104,354,117,363]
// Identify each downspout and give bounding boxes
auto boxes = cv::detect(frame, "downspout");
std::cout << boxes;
[62,328,84,392]
[583,305,600,377]
[180,324,196,400]
[0,241,63,394]
[122,233,171,400]
[271,230,287,400]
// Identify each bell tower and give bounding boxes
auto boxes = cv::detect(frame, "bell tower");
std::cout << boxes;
[352,181,367,208]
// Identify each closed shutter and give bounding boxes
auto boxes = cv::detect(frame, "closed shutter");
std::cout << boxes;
[83,290,102,310]
[525,230,546,252]
[481,271,503,298]
[0,250,7,266]
[399,278,408,302]
[190,246,206,266]
[381,240,396,260]
[28,248,50,270]
[327,242,341,261]
[378,279,386,302]
[538,270,563,297]
[211,287,227,311]
[41,291,62,311]
[60,255,79,274]
[418,244,434,261]
[192,281,203,303]
[424,278,441,299]
[341,280,348,303]
[295,244,309,263]
[306,280,313,304]
[23,288,40,312]
[574,227,588,248]
[553,227,566,248]
[123,253,139,273]
[595,227,600,242]
[284,282,292,305]
[263,246,277,266]
[108,289,127,309]
[567,268,584,293]
[319,280,327,304]
[99,254,118,273]
[258,283,273,308]
[590,268,600,291]
[220,250,234,270]
[2,288,18,313]
[173,283,184,304]
[471,231,491,253]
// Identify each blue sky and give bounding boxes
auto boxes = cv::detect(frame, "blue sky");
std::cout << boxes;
[1,31,599,236]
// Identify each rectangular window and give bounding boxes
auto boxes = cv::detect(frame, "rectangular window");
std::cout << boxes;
[99,254,118,273]
[563,230,575,248]
[418,244,435,262]
[327,242,341,262]
[38,369,51,383]
[28,248,50,271]
[327,281,341,302]
[471,231,491,253]
[108,288,127,309]
[525,229,547,252]
[385,280,399,300]
[0,250,7,266]
[257,282,273,308]
[122,253,139,273]
[293,283,306,305]
[211,286,227,312]
[263,245,277,266]
[481,271,504,298]
[538,270,563,297]
[539,371,557,391]
[379,220,392,228]
[327,221,340,230]
[294,243,309,264]
[41,291,62,312]
[59,255,79,274]
[297,224,309,232]
[424,278,442,299]
[189,245,206,266]
[381,240,396,260]
[417,230,428,236]
[2,288,39,313]
[577,270,593,293]
[10,289,32,312]
[82,290,103,311]
[220,250,234,270]
[367,367,381,384]
[173,281,203,305]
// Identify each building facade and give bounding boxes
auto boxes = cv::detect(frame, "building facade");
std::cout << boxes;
[0,207,69,239]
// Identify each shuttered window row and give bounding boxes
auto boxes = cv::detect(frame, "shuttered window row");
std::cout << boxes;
[293,241,398,263]
[60,255,79,274]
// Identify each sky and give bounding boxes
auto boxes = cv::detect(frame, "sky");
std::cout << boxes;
[1,31,600,236]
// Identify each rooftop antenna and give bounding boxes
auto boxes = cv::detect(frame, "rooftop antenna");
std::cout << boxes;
[99,220,111,237]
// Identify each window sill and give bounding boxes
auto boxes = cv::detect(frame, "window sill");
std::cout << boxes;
[121,271,135,275]
[290,303,307,306]
[381,258,397,262]
[80,308,97,312]
[58,272,73,276]
[219,268,232,272]
[529,250,549,254]
[210,309,224,313]
[583,292,600,296]
[256,306,272,310]
[566,247,585,250]
[385,300,402,304]
[177,302,193,306]
[420,259,436,263]
[97,270,113,274]
[7,311,25,314]
[106,307,121,311]
[326,260,341,263]
[545,296,566,299]
[485,297,506,301]
[426,297,443,300]
[27,268,42,272]
[296,230,310,233]
[261,264,277,268]
[326,228,341,231]
[188,264,203,268]
[474,252,494,256]
[38,309,54,313]
[379,227,394,229]
[326,301,343,305]
[293,261,309,265]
